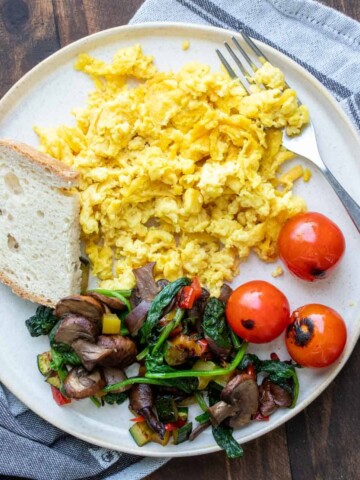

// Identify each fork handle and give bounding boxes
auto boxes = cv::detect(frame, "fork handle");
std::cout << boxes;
[321,166,360,233]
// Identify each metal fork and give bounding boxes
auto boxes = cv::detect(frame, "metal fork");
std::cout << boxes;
[217,33,360,232]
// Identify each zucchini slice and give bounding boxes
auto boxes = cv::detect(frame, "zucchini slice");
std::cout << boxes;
[177,406,189,422]
[129,421,153,447]
[173,422,193,445]
[155,397,179,423]
[37,351,52,377]
[45,371,61,389]
[151,430,171,446]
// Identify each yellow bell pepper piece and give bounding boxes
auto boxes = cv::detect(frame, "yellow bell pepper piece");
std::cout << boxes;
[102,313,121,334]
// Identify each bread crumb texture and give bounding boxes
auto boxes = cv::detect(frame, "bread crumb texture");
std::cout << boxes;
[34,44,308,295]
[0,145,81,304]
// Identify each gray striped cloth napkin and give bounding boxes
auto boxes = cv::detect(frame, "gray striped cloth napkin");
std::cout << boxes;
[1,1,359,480]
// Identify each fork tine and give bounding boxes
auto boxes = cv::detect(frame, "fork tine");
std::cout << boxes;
[216,49,248,92]
[232,37,258,73]
[224,42,252,83]
[239,31,296,98]
[240,31,268,65]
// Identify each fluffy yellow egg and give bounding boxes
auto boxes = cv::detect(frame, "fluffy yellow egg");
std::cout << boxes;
[34,44,308,295]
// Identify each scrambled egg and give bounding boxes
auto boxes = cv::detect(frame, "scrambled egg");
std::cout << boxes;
[35,45,309,294]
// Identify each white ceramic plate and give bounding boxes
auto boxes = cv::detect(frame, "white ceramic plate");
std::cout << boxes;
[0,22,359,457]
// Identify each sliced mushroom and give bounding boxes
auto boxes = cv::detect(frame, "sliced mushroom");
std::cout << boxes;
[218,284,233,303]
[129,286,142,309]
[204,335,232,359]
[55,295,104,322]
[54,314,100,346]
[129,384,165,438]
[63,367,105,399]
[125,300,151,335]
[102,367,131,393]
[87,292,126,311]
[97,335,137,368]
[208,400,237,427]
[132,262,159,302]
[220,373,259,427]
[259,378,292,417]
[156,279,170,290]
[72,339,113,371]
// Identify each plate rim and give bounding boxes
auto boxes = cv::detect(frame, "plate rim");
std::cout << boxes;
[0,21,359,458]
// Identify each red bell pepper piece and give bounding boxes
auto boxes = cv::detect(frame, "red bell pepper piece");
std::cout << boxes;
[252,411,270,421]
[178,278,203,309]
[51,386,71,406]
[270,352,280,361]
[130,416,145,422]
[246,364,256,379]
[178,286,196,309]
[191,277,202,298]
[165,419,186,432]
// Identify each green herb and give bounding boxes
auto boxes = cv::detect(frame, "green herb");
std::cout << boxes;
[195,412,210,424]
[50,348,82,370]
[120,325,130,336]
[25,306,58,337]
[212,425,244,458]
[194,391,208,412]
[103,377,174,393]
[136,346,149,361]
[90,396,102,408]
[144,359,199,393]
[88,289,132,311]
[103,392,128,405]
[202,298,231,351]
[146,342,248,380]
[229,329,242,350]
[152,308,185,355]
[140,277,190,343]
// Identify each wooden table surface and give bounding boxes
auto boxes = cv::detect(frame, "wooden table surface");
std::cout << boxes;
[0,1,359,479]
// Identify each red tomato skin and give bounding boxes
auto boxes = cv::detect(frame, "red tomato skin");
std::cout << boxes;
[225,280,290,344]
[278,212,345,281]
[285,304,347,368]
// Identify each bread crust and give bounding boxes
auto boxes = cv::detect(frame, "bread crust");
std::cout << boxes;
[0,139,79,185]
[0,271,55,307]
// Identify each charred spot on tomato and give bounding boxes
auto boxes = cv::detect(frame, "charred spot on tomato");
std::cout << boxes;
[241,319,255,330]
[310,267,326,278]
[293,317,314,347]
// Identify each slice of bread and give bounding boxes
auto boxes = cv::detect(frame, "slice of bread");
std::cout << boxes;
[0,139,82,306]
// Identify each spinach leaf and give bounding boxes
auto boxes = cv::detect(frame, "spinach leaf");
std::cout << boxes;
[212,425,244,458]
[103,392,128,405]
[140,277,190,343]
[25,306,58,337]
[207,381,243,458]
[145,358,198,393]
[50,348,82,370]
[202,298,231,350]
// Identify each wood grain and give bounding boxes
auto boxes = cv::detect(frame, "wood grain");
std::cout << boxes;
[0,1,359,480]
[317,0,360,19]
[0,0,59,98]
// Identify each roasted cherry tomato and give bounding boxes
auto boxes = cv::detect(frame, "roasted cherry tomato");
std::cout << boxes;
[285,304,347,368]
[278,212,345,281]
[225,280,290,343]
